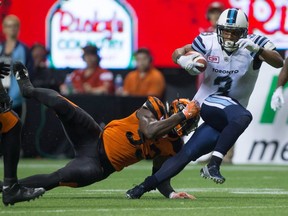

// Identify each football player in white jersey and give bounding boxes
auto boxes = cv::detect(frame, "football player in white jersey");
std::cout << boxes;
[271,57,288,111]
[126,8,283,199]
[175,8,283,184]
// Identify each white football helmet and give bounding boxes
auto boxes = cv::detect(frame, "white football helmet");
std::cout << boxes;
[216,8,248,52]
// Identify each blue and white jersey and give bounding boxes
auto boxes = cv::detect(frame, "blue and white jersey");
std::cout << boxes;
[192,32,276,108]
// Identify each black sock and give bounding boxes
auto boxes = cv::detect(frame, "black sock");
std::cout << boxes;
[142,175,159,191]
[208,155,223,167]
[2,121,21,182]
[3,177,18,187]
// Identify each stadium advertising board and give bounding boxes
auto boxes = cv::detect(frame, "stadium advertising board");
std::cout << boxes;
[46,0,136,69]
[229,0,288,164]
[4,0,288,68]
[233,63,288,164]
[230,0,288,50]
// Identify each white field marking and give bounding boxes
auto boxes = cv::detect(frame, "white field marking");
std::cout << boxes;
[34,187,287,198]
[232,191,288,194]
[49,187,287,195]
[84,187,286,193]
[0,163,287,171]
[1,205,288,214]
[183,188,288,195]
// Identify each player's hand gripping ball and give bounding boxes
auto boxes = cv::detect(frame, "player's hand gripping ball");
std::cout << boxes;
[177,51,207,75]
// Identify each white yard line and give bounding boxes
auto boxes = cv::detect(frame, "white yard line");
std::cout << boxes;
[38,187,287,195]
[0,163,287,171]
[1,205,288,214]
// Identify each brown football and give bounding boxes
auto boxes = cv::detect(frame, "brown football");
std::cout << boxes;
[185,50,207,72]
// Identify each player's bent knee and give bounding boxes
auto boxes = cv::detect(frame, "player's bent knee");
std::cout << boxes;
[57,158,104,188]
[52,96,76,120]
[232,113,252,132]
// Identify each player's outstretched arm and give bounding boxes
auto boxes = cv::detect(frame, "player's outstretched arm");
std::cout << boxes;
[137,100,200,139]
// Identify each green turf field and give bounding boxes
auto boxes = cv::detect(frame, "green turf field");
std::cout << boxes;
[0,159,287,216]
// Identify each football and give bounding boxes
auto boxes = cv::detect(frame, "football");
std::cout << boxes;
[184,50,207,73]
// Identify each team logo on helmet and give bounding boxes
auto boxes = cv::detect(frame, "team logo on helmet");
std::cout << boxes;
[145,96,168,120]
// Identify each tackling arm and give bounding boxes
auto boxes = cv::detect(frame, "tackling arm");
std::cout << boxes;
[137,100,199,140]
[137,108,184,139]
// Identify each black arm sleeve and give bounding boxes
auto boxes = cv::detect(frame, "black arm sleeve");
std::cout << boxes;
[152,156,175,198]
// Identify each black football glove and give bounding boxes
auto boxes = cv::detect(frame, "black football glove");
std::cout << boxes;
[0,62,10,79]
[0,91,12,113]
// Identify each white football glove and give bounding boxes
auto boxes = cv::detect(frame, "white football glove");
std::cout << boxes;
[177,54,204,75]
[169,191,196,200]
[271,86,285,111]
[236,38,260,53]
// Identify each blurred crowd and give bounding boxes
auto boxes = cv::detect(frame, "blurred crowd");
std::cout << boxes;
[0,2,233,161]
[0,2,226,116]
[0,14,168,119]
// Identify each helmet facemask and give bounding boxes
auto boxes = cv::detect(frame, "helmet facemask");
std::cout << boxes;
[168,99,200,137]
[217,25,248,52]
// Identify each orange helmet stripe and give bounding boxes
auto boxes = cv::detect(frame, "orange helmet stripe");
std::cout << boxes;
[146,96,166,120]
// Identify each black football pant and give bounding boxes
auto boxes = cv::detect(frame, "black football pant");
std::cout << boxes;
[19,88,113,190]
[1,117,22,186]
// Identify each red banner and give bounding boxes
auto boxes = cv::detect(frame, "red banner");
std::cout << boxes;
[2,0,287,68]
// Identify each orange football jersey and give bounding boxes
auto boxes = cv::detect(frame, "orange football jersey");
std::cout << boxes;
[102,97,183,171]
[0,111,19,133]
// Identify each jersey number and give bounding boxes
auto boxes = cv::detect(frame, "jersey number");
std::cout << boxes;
[126,131,160,159]
[214,76,232,95]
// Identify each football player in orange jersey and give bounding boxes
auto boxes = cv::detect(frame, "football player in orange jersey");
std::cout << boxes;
[10,61,200,199]
[0,62,45,206]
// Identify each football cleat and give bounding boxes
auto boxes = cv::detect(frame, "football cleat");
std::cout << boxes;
[126,184,146,199]
[2,183,45,206]
[200,164,226,184]
[12,61,34,98]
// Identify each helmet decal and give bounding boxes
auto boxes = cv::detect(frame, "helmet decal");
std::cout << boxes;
[145,96,167,120]
[226,8,238,24]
